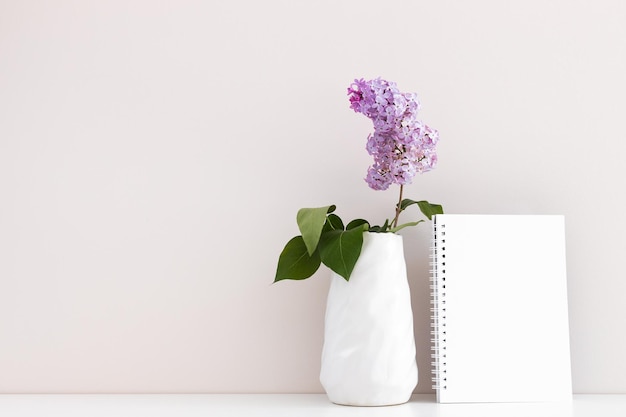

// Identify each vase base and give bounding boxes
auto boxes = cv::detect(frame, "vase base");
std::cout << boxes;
[327,394,412,407]
[329,399,411,407]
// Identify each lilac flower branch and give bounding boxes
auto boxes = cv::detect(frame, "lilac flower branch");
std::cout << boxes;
[348,77,441,232]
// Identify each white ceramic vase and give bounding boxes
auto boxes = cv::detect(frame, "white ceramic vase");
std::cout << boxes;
[320,232,418,406]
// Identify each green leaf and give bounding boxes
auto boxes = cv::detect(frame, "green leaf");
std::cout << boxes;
[274,236,322,282]
[322,214,344,233]
[346,219,369,230]
[390,220,425,233]
[417,201,444,220]
[399,199,444,220]
[319,227,364,281]
[297,205,335,256]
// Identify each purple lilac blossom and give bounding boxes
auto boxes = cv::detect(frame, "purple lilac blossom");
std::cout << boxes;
[348,78,439,191]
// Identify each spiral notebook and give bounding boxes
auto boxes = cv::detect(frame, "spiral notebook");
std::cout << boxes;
[430,214,572,403]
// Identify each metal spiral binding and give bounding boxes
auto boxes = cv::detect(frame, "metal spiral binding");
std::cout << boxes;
[430,217,447,393]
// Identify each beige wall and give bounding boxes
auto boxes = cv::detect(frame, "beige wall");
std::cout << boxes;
[1,0,625,393]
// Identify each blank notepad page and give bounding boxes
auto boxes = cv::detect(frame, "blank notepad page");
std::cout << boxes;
[431,214,572,403]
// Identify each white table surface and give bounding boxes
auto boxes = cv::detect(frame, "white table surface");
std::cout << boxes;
[1,394,625,417]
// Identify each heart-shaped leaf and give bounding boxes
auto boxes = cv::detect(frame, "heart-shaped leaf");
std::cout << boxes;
[274,236,321,282]
[346,219,369,230]
[399,199,444,220]
[319,227,364,281]
[297,205,336,256]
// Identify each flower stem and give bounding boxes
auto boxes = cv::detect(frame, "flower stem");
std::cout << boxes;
[392,184,404,229]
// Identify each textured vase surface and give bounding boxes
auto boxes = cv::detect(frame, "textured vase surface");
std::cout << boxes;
[320,232,418,406]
